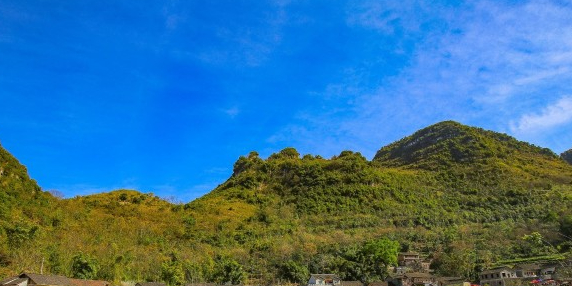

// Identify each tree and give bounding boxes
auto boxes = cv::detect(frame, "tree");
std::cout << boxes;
[278,260,309,285]
[213,257,246,285]
[71,253,99,279]
[269,148,300,160]
[161,260,185,286]
[358,238,399,283]
[4,222,38,249]
[520,232,555,256]
[560,215,572,237]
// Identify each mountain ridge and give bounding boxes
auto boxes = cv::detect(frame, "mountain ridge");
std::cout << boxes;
[2,121,572,284]
[373,120,558,167]
[563,148,572,165]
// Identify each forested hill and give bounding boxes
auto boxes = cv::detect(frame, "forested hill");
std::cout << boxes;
[563,148,572,165]
[374,121,559,169]
[0,142,56,234]
[2,122,572,285]
[373,121,572,189]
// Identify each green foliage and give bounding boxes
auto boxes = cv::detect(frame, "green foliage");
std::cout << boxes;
[212,256,246,285]
[4,221,39,249]
[3,122,572,282]
[563,148,572,165]
[361,238,399,267]
[358,238,399,282]
[269,147,300,160]
[46,245,64,274]
[519,232,556,256]
[433,248,476,279]
[278,260,309,285]
[373,121,567,185]
[560,215,572,237]
[161,254,185,286]
[71,253,99,279]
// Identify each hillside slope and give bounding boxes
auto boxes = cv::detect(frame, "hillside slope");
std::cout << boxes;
[563,148,572,165]
[0,143,58,277]
[373,121,572,188]
[2,122,572,284]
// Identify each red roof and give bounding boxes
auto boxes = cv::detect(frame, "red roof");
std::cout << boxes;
[69,279,109,286]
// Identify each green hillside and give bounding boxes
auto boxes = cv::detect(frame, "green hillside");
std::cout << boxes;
[2,122,572,284]
[563,148,572,165]
[374,121,571,188]
[0,143,60,277]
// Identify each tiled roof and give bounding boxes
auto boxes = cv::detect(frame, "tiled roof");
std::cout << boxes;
[516,264,541,270]
[399,252,420,256]
[480,266,513,274]
[21,273,71,286]
[438,277,463,282]
[135,282,167,286]
[403,273,434,278]
[310,274,340,280]
[342,281,363,286]
[185,283,217,286]
[69,279,109,286]
[5,278,29,286]
[0,277,20,285]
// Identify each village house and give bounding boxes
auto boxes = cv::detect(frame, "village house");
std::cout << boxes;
[341,281,364,286]
[514,264,541,278]
[367,282,388,286]
[394,252,432,274]
[0,273,109,286]
[0,276,28,286]
[389,272,438,286]
[69,279,108,286]
[437,277,470,286]
[540,265,557,280]
[479,266,520,286]
[478,262,572,286]
[307,274,342,286]
[543,262,572,281]
[398,253,421,267]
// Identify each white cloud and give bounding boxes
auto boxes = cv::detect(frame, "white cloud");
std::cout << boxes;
[269,0,572,156]
[222,106,240,118]
[511,96,572,134]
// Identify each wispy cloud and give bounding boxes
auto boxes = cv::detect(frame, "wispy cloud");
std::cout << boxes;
[511,96,572,135]
[191,2,289,68]
[222,106,240,118]
[269,0,572,157]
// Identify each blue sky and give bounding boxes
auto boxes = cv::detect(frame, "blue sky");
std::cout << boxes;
[2,0,572,202]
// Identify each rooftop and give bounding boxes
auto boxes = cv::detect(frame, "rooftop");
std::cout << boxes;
[20,273,71,286]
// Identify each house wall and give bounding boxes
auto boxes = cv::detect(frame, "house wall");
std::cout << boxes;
[308,277,341,286]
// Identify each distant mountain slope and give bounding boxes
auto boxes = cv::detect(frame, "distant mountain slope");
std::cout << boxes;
[563,148,572,165]
[372,121,572,187]
[373,121,557,167]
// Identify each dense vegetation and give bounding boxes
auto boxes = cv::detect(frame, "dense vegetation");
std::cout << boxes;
[2,121,572,285]
[563,148,572,165]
